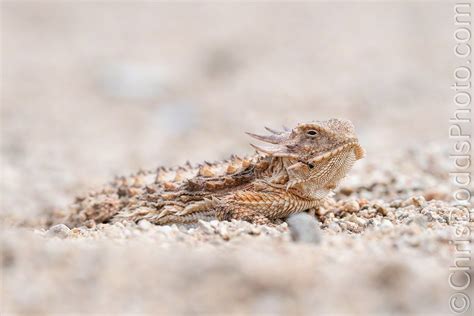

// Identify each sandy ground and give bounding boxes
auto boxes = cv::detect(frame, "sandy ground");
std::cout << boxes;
[1,2,472,315]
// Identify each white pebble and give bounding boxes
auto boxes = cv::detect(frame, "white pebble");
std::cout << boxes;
[380,219,394,230]
[138,219,153,230]
[46,224,71,239]
[286,213,321,244]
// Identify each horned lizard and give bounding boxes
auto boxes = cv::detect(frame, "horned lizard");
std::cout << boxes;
[65,119,364,227]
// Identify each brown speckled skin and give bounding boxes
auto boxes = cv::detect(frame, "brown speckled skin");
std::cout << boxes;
[65,119,364,226]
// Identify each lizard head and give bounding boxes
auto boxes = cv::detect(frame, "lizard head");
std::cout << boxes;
[247,118,365,190]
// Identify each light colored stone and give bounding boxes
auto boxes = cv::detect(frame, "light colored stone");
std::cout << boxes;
[286,213,321,244]
[380,219,394,230]
[46,224,71,239]
[342,200,360,213]
[138,219,153,230]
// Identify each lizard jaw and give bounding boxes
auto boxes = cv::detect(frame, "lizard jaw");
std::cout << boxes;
[285,141,364,190]
[309,141,365,164]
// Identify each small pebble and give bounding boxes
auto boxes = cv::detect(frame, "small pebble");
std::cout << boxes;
[138,219,153,230]
[217,224,230,241]
[342,200,360,213]
[374,203,389,216]
[114,222,125,229]
[412,196,426,207]
[250,226,262,236]
[402,196,426,207]
[389,199,403,208]
[408,215,428,227]
[328,222,342,233]
[339,187,354,196]
[286,213,321,244]
[46,224,71,239]
[380,219,394,230]
[198,220,216,234]
[347,214,367,226]
[358,198,369,208]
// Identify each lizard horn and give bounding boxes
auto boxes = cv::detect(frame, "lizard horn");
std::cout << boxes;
[250,143,299,158]
[246,132,284,144]
[264,126,284,135]
[250,143,279,154]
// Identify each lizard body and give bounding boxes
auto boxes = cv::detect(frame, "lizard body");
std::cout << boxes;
[65,119,364,226]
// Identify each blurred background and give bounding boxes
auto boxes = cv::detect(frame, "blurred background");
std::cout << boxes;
[2,2,467,315]
[1,2,453,222]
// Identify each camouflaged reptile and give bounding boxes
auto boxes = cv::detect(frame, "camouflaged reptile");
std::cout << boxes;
[65,119,364,226]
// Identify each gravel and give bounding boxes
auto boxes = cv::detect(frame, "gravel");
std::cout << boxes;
[2,146,469,315]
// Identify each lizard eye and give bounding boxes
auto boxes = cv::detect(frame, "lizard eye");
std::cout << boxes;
[306,130,318,137]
